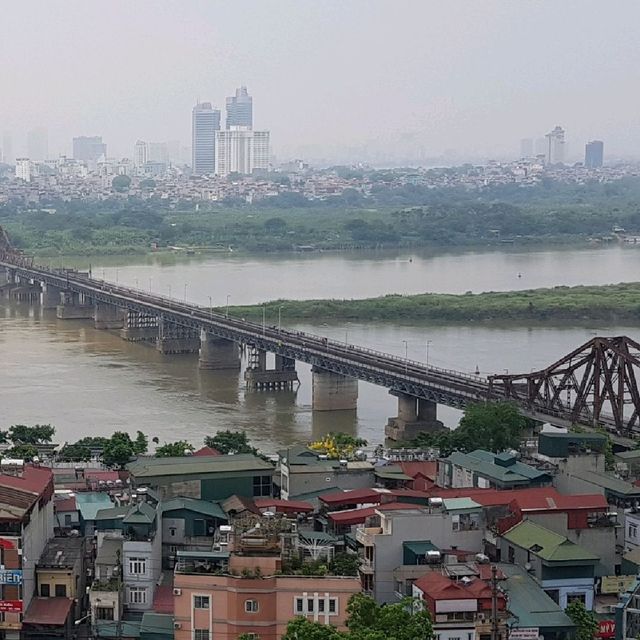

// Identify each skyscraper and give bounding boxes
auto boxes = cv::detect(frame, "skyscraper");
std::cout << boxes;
[191,102,220,174]
[226,86,253,129]
[215,129,269,177]
[134,140,148,167]
[585,140,604,168]
[73,136,107,164]
[545,126,566,164]
[27,127,48,161]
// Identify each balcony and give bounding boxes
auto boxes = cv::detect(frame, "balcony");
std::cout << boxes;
[91,578,122,592]
[359,558,374,574]
[356,527,382,546]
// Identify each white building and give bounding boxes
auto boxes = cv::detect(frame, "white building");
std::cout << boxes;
[545,126,566,165]
[215,127,269,177]
[134,140,148,167]
[15,158,32,182]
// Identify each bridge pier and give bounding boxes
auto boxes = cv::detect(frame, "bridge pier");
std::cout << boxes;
[120,310,159,342]
[312,367,358,411]
[156,317,200,354]
[7,284,40,303]
[199,331,241,370]
[40,283,62,309]
[385,392,444,442]
[94,302,125,330]
[244,346,299,390]
[56,291,94,319]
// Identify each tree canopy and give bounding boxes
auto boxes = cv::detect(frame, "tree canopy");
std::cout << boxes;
[155,440,195,457]
[565,600,598,640]
[204,430,257,455]
[102,432,138,468]
[112,175,132,192]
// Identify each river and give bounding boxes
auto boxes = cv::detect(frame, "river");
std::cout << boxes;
[3,244,640,452]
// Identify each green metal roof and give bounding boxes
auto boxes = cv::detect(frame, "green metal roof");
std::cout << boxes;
[499,564,575,631]
[615,450,640,461]
[123,501,156,524]
[570,469,640,497]
[162,497,227,520]
[95,506,129,521]
[444,450,550,485]
[442,497,482,512]
[502,521,598,563]
[374,469,412,481]
[74,492,115,521]
[140,613,174,635]
[127,453,273,478]
[95,621,141,638]
[403,541,439,555]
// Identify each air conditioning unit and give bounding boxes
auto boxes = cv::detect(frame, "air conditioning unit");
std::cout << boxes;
[173,588,182,596]
[174,622,182,629]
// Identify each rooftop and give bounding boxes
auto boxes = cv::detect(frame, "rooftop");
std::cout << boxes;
[23,597,73,626]
[96,536,123,566]
[569,469,640,498]
[127,453,273,478]
[444,450,551,485]
[162,496,227,520]
[0,465,53,518]
[74,492,114,520]
[37,537,84,568]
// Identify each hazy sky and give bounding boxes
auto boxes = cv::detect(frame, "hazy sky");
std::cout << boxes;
[2,0,640,163]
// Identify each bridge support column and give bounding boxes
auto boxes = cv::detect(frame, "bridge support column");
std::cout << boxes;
[156,317,200,354]
[120,310,158,342]
[56,291,94,319]
[312,367,358,411]
[385,392,444,442]
[7,283,40,303]
[199,331,241,370]
[94,302,125,330]
[244,345,299,390]
[40,283,62,309]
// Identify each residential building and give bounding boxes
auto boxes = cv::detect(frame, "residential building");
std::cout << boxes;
[173,513,360,640]
[134,140,148,167]
[498,520,598,608]
[127,454,275,501]
[15,158,31,182]
[585,140,604,168]
[215,128,270,177]
[21,598,75,640]
[191,102,220,174]
[73,136,107,164]
[74,492,114,535]
[53,494,80,532]
[89,535,123,627]
[0,463,55,640]
[545,126,566,164]
[438,450,552,490]
[226,86,253,129]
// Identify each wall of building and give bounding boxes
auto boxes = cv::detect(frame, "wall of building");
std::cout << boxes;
[122,533,162,611]
[284,467,374,501]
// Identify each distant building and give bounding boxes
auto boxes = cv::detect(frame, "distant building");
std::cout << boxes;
[148,142,168,164]
[73,136,107,164]
[215,128,270,177]
[520,138,534,158]
[585,140,604,168]
[2,133,13,164]
[27,127,48,161]
[226,86,253,129]
[134,140,148,167]
[545,126,566,164]
[191,102,220,174]
[15,158,32,182]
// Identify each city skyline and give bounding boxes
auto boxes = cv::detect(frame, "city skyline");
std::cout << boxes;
[1,1,639,164]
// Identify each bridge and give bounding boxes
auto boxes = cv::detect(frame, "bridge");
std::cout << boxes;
[1,229,640,441]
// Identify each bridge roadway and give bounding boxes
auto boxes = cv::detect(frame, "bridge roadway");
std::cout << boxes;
[1,259,490,410]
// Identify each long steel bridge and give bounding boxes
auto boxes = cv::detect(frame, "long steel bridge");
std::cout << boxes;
[2,232,640,439]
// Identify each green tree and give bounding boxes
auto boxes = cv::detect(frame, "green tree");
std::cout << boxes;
[205,430,257,455]
[112,175,132,192]
[565,600,598,640]
[102,432,136,468]
[282,618,342,640]
[329,552,360,576]
[4,444,39,460]
[8,424,55,445]
[155,441,194,457]
[133,431,148,455]
[59,436,109,462]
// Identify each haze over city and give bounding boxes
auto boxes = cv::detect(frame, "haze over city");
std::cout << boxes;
[3,0,640,164]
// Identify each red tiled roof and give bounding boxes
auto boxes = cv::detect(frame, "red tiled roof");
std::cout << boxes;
[153,585,174,615]
[0,465,53,496]
[254,498,313,513]
[54,496,77,512]
[23,597,73,625]
[414,573,478,599]
[320,488,384,506]
[400,461,437,480]
[328,502,423,525]
[193,446,221,457]
[85,471,120,482]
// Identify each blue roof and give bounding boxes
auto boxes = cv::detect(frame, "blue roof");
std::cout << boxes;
[74,492,114,521]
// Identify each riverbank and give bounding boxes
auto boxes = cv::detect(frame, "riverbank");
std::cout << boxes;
[227,283,640,323]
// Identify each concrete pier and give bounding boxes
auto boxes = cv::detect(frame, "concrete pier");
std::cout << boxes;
[40,283,62,309]
[156,317,200,354]
[94,302,125,330]
[385,392,444,442]
[312,367,358,411]
[8,285,40,303]
[56,292,94,319]
[244,346,298,390]
[120,310,158,342]
[199,331,241,370]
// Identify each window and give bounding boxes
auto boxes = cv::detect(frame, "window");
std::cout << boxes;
[253,475,271,497]
[245,634,259,640]
[96,607,114,621]
[307,598,314,613]
[40,584,50,597]
[245,600,259,613]
[128,557,147,576]
[64,514,72,526]
[318,600,325,613]
[194,630,210,640]
[507,546,515,563]
[128,587,147,605]
[194,596,210,610]
[328,599,337,614]
[169,527,177,537]
[629,523,638,539]
[295,598,304,614]
[55,584,67,597]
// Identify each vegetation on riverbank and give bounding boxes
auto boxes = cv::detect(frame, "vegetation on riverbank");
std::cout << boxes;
[3,177,640,254]
[227,282,640,323]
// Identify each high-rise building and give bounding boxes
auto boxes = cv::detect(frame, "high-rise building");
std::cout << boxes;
[134,140,148,167]
[585,140,604,168]
[215,128,269,177]
[520,138,534,158]
[73,136,107,164]
[1,133,13,164]
[545,126,566,164]
[27,127,48,161]
[191,102,220,174]
[15,158,32,182]
[226,86,253,129]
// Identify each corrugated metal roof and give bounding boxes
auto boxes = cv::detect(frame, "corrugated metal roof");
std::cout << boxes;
[127,454,273,478]
[23,597,73,625]
[162,497,227,520]
[74,492,114,520]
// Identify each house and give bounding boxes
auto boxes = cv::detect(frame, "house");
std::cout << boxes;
[74,492,115,535]
[0,462,54,640]
[438,450,552,490]
[21,597,75,640]
[499,520,598,608]
[53,494,79,531]
[127,454,275,501]
[89,536,124,628]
